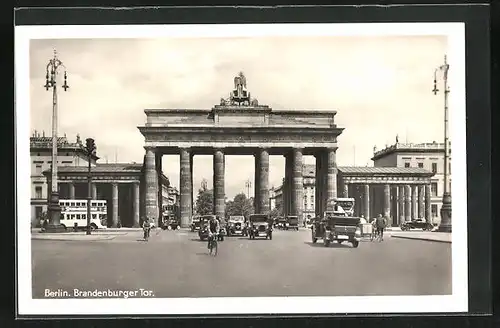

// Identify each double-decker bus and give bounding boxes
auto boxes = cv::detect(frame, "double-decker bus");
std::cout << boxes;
[59,199,108,230]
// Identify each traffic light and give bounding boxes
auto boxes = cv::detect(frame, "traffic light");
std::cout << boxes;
[85,138,96,155]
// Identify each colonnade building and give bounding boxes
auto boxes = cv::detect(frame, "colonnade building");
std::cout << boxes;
[30,132,173,228]
[270,141,449,226]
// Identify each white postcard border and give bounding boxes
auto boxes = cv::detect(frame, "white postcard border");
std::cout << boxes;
[16,22,467,315]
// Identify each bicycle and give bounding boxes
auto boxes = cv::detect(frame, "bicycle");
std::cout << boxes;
[208,233,218,256]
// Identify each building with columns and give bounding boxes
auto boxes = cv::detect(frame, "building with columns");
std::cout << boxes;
[30,132,98,226]
[31,132,172,228]
[372,141,451,225]
[270,162,436,227]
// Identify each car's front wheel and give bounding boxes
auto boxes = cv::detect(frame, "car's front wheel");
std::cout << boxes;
[352,240,359,248]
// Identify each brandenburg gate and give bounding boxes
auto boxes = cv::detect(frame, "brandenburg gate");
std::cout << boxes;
[138,72,344,227]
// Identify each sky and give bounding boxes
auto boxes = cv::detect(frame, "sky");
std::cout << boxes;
[29,35,449,199]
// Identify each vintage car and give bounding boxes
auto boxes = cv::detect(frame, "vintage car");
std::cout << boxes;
[311,212,362,248]
[190,216,202,232]
[198,215,225,241]
[400,218,434,231]
[248,214,273,240]
[285,216,299,231]
[227,215,247,236]
[275,217,286,230]
[161,216,180,230]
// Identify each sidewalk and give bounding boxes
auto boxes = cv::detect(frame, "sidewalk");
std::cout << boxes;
[32,233,120,241]
[390,231,451,243]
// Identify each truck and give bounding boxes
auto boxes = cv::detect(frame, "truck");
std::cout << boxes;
[311,211,362,248]
[311,198,361,248]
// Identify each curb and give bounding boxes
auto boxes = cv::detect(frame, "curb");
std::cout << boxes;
[390,235,451,244]
[32,236,117,241]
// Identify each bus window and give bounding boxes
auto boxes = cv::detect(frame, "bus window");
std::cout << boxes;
[76,214,81,220]
[70,214,76,220]
[82,214,86,220]
[92,214,97,220]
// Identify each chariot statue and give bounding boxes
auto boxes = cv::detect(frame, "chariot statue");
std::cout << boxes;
[218,72,262,107]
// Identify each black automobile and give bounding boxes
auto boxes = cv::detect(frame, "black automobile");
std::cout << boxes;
[162,216,180,230]
[191,216,202,232]
[400,219,434,231]
[285,216,299,231]
[275,217,286,230]
[198,215,225,241]
[227,215,248,237]
[248,214,272,240]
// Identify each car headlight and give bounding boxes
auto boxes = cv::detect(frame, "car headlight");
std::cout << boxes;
[355,227,361,236]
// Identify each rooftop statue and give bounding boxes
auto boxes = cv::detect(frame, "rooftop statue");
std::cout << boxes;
[219,72,261,107]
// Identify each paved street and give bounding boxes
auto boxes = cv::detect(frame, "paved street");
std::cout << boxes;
[32,229,451,298]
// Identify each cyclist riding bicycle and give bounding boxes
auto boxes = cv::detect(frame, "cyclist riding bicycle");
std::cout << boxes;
[207,216,220,249]
[142,217,151,240]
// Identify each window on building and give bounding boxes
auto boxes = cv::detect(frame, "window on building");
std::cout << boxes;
[35,165,42,174]
[35,186,42,199]
[417,162,424,168]
[431,183,438,196]
[404,162,410,168]
[310,196,314,204]
[449,163,451,175]
[35,206,43,219]
[431,205,438,217]
[432,163,437,173]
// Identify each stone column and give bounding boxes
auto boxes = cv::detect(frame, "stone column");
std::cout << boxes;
[292,148,304,223]
[254,152,261,213]
[156,153,163,223]
[179,148,193,228]
[315,152,322,217]
[326,148,338,203]
[68,183,75,199]
[213,148,225,218]
[144,147,159,223]
[393,186,399,226]
[257,148,270,214]
[404,185,411,222]
[91,183,97,200]
[284,152,293,216]
[383,184,391,226]
[398,185,405,224]
[418,185,425,219]
[320,152,328,215]
[411,185,418,220]
[343,183,349,198]
[112,182,119,228]
[190,153,194,217]
[363,184,370,219]
[425,184,432,224]
[133,182,140,228]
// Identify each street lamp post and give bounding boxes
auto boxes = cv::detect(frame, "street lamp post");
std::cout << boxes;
[245,179,252,199]
[84,138,96,235]
[433,55,452,232]
[44,50,69,233]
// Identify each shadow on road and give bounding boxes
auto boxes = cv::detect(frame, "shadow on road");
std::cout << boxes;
[303,241,351,249]
[195,252,210,256]
[136,239,147,242]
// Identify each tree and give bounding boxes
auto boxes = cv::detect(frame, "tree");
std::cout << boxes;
[195,181,213,215]
[269,207,282,219]
[225,193,254,218]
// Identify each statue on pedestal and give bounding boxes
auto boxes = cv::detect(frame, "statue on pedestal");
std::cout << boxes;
[218,72,261,107]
